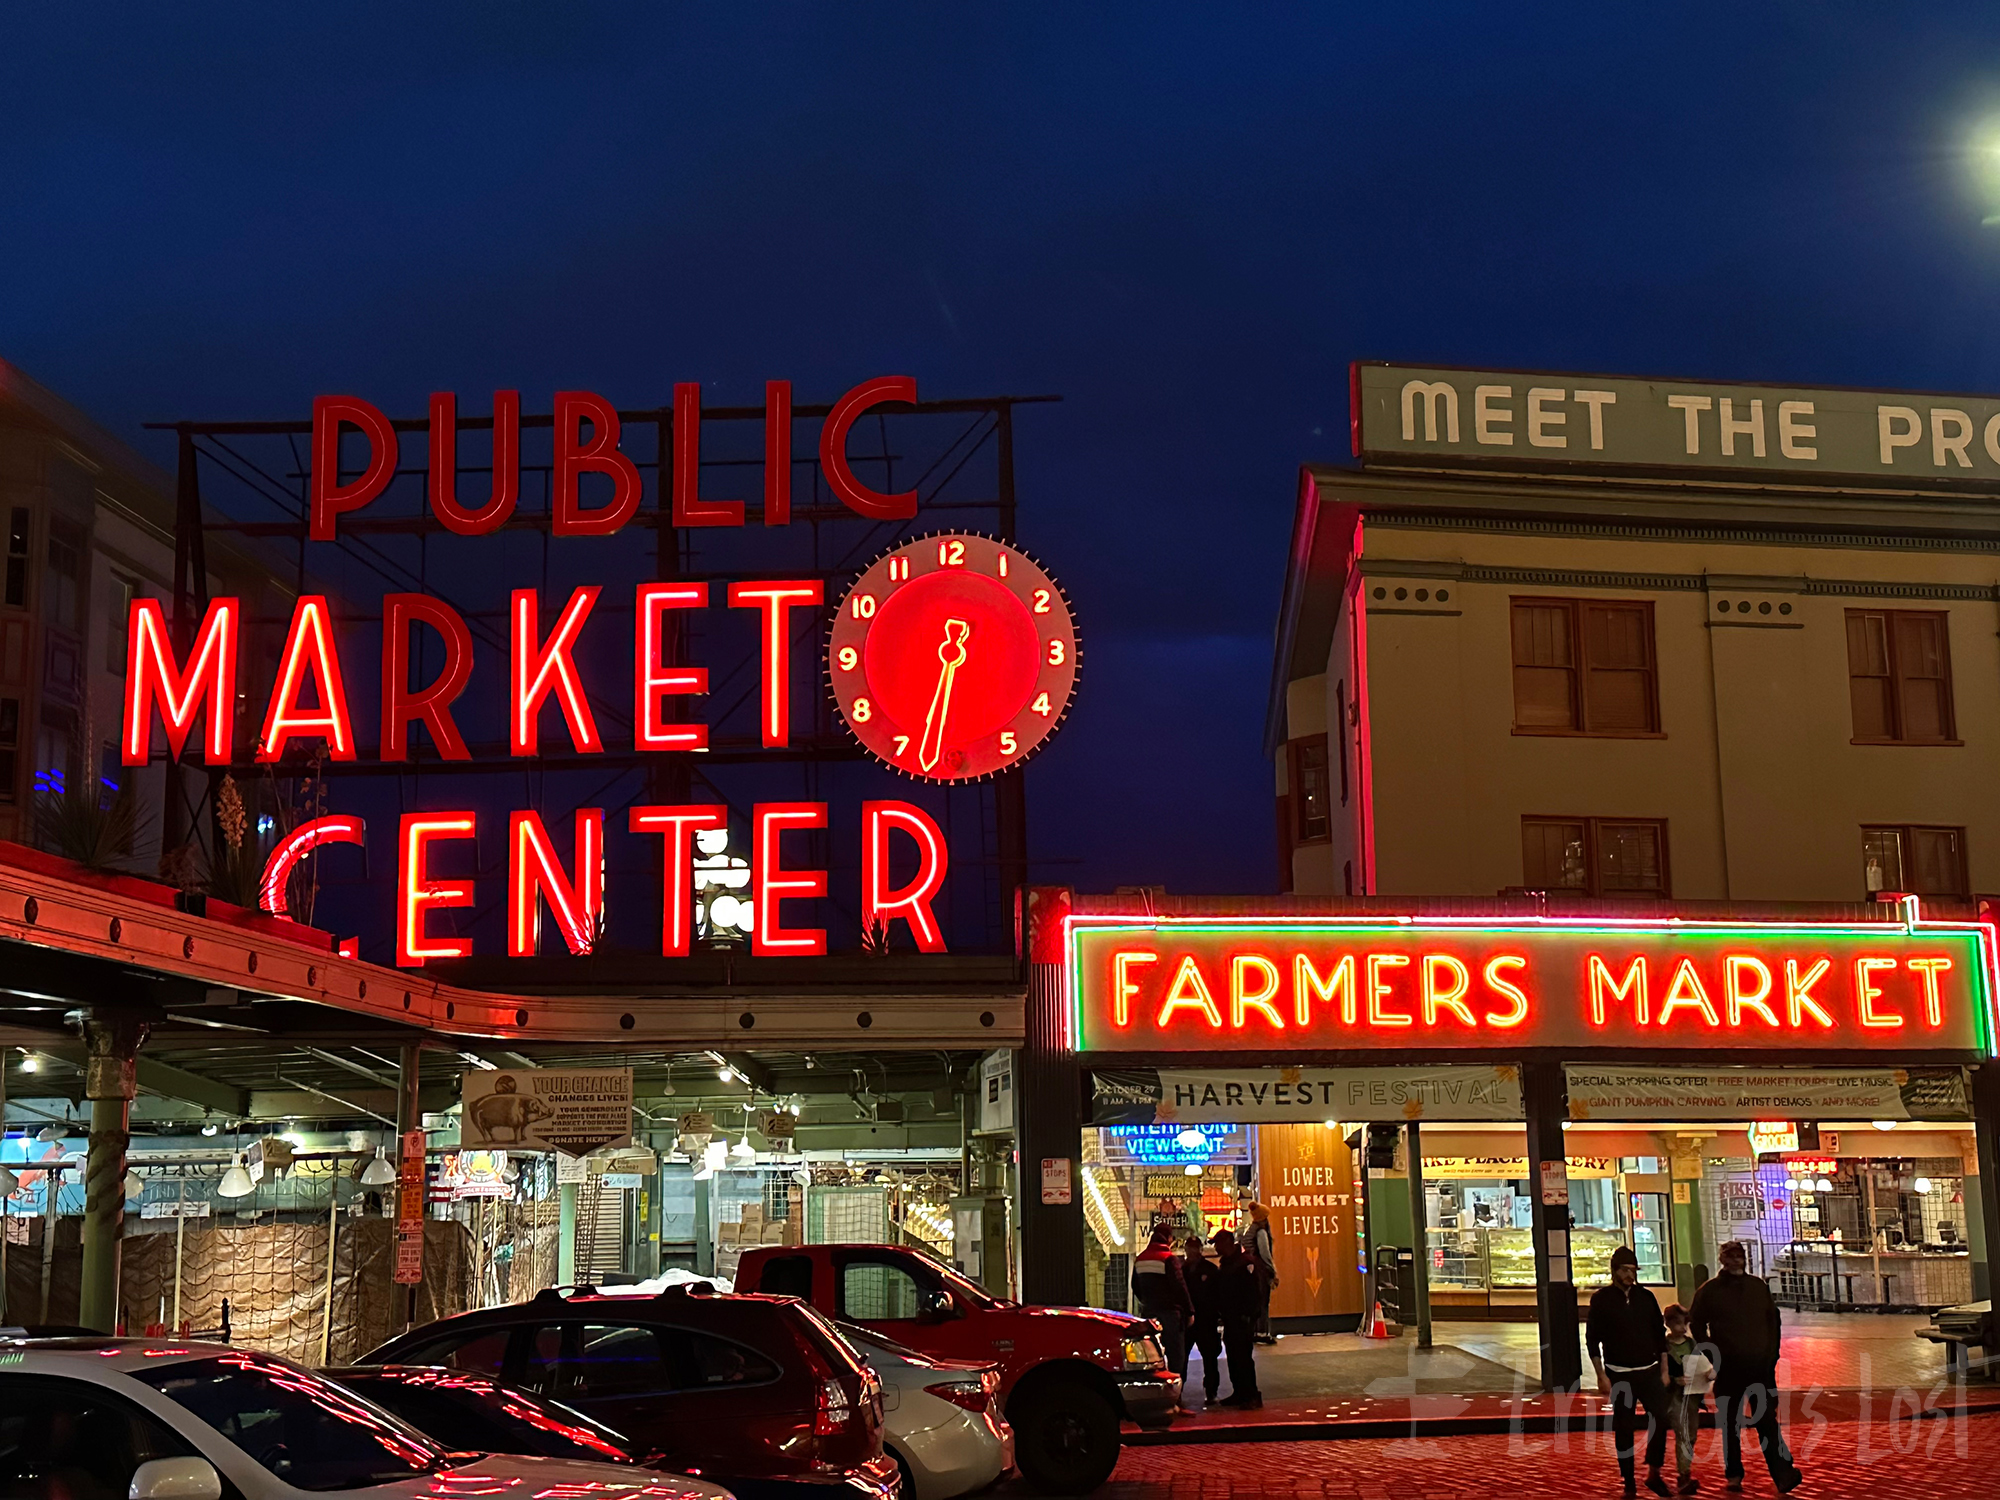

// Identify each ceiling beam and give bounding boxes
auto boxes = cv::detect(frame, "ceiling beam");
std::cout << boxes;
[42,1045,248,1117]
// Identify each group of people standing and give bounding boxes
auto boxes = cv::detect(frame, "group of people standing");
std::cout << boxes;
[1131,1204,1279,1410]
[1587,1239,1804,1496]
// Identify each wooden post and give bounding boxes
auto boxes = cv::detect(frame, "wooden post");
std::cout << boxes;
[171,1178,185,1329]
[318,1179,339,1366]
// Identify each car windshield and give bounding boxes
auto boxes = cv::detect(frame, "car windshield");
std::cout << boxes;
[901,1248,1003,1309]
[138,1352,451,1491]
[345,1370,636,1464]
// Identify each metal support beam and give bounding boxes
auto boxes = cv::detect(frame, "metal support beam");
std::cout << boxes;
[81,1010,150,1332]
[1524,1059,1582,1392]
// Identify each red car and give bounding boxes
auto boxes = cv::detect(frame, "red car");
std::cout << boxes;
[360,1283,897,1500]
[738,1244,1178,1495]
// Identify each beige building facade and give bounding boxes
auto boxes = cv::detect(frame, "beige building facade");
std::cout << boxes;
[1269,403,2000,907]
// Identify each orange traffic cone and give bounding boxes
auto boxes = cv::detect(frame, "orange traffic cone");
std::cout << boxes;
[1363,1301,1392,1338]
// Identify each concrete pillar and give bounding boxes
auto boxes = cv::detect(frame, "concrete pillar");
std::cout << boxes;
[1018,959,1084,1305]
[80,1011,149,1333]
[1971,1063,2000,1303]
[1524,1059,1582,1391]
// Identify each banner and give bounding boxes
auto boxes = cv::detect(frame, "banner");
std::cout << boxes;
[1091,1065,1522,1124]
[1422,1154,1616,1180]
[461,1068,634,1156]
[1564,1066,1970,1122]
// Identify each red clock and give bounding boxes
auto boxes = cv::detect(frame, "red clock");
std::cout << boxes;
[829,534,1079,781]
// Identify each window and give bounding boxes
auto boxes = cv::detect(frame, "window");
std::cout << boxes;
[569,1324,671,1397]
[1521,817,1669,897]
[108,574,138,673]
[1289,734,1331,843]
[4,507,27,608]
[757,1252,814,1299]
[1846,610,1955,743]
[43,522,83,633]
[397,1326,513,1375]
[1335,681,1349,805]
[0,1373,196,1499]
[1510,598,1658,734]
[0,698,17,804]
[522,1321,777,1400]
[1862,825,1968,898]
[840,1256,929,1320]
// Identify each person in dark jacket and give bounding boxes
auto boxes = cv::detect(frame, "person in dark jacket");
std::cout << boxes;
[1131,1223,1194,1385]
[1588,1245,1670,1496]
[1211,1229,1262,1408]
[1690,1240,1802,1494]
[1182,1233,1223,1407]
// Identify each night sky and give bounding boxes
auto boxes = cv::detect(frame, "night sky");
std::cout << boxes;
[8,5,2000,900]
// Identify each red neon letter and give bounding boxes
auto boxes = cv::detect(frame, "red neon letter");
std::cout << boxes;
[382,594,474,761]
[512,587,602,755]
[259,814,364,916]
[1366,953,1412,1026]
[1908,957,1952,1026]
[672,383,745,527]
[552,391,641,536]
[1856,957,1904,1027]
[820,376,919,519]
[122,597,237,765]
[862,801,950,953]
[398,812,476,967]
[629,805,726,957]
[1725,955,1779,1027]
[1483,955,1530,1027]
[636,583,708,751]
[1785,958,1835,1028]
[310,396,398,541]
[1588,955,1649,1025]
[258,596,356,762]
[765,380,792,526]
[1157,957,1223,1028]
[1421,954,1476,1026]
[1657,958,1720,1026]
[1112,951,1158,1026]
[1294,953,1358,1025]
[753,802,827,956]
[1230,955,1285,1028]
[509,809,603,958]
[728,581,822,747]
[429,390,518,535]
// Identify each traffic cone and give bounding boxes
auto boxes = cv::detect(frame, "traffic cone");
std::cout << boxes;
[1363,1300,1392,1339]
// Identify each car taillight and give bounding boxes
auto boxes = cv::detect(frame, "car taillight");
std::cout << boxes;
[924,1369,1000,1413]
[816,1376,857,1436]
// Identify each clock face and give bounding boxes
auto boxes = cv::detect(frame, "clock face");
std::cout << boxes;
[829,534,1079,782]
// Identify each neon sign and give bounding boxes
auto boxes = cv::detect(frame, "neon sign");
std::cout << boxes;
[117,383,1072,968]
[1068,917,1996,1055]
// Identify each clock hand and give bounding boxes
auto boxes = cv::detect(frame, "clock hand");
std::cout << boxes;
[919,618,971,772]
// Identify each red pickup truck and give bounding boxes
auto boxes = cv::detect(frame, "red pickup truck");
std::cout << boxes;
[738,1243,1179,1494]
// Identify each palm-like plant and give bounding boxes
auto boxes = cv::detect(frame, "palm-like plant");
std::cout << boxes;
[37,765,149,871]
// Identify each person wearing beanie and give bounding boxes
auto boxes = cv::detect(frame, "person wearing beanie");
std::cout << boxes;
[1588,1244,1670,1497]
[1690,1241,1802,1493]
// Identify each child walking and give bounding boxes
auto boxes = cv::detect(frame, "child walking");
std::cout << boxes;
[1651,1302,1712,1496]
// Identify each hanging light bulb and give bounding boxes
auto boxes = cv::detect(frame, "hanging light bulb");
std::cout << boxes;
[1175,1127,1206,1149]
[788,1096,803,1117]
[200,1121,220,1137]
[1914,1176,1934,1194]
[217,1153,255,1199]
[359,1148,397,1187]
[18,1052,36,1074]
[123,1170,143,1199]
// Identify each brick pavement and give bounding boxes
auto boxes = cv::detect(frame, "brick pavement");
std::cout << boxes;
[1095,1411,2000,1497]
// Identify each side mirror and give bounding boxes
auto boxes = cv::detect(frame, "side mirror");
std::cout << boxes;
[917,1288,958,1323]
[130,1456,224,1500]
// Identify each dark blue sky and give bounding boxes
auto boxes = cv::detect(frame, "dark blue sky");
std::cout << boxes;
[8,4,2000,897]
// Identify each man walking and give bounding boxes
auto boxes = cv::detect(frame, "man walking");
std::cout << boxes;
[1211,1229,1262,1408]
[1690,1241,1802,1494]
[1588,1245,1671,1496]
[1182,1233,1223,1408]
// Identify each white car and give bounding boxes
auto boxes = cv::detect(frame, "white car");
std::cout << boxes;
[836,1322,1011,1500]
[0,1337,738,1500]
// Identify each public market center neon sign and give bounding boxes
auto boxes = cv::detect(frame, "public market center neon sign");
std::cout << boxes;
[120,380,1068,967]
[1069,917,1997,1055]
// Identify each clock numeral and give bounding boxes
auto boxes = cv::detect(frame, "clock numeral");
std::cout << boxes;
[1031,692,1052,717]
[851,594,876,619]
[938,539,966,567]
[837,646,859,671]
[893,735,910,757]
[853,697,873,723]
[1000,730,1018,754]
[887,556,910,582]
[1047,638,1066,666]
[1033,589,1051,614]
[998,553,1009,578]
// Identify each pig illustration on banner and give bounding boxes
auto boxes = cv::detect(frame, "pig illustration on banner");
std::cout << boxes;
[462,1068,633,1156]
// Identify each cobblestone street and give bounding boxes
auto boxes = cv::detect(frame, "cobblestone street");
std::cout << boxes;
[1091,1411,2000,1498]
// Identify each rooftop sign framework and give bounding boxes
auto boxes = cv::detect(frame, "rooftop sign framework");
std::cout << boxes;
[1353,361,2000,488]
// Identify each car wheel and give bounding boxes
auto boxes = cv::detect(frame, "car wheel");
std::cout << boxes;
[891,1446,918,1500]
[1011,1380,1119,1495]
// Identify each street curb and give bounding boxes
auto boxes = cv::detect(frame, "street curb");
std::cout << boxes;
[1124,1398,2000,1446]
